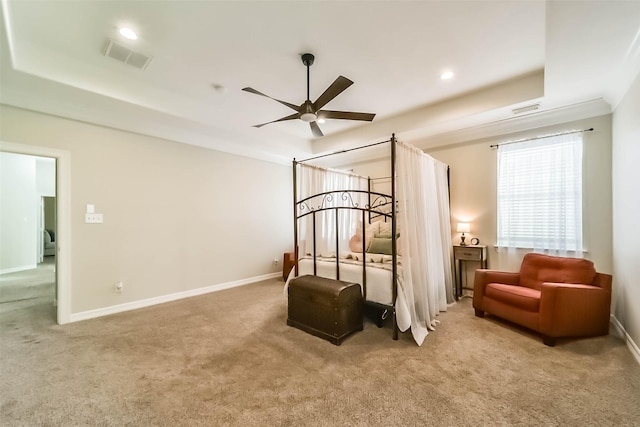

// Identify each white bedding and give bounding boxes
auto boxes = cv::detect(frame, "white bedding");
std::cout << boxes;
[285,252,398,306]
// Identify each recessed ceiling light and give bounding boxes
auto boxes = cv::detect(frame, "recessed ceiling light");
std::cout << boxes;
[440,71,454,80]
[119,27,138,40]
[317,118,326,124]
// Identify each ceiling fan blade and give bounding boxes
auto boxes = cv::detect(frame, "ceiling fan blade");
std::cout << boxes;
[310,121,324,137]
[253,113,299,128]
[242,87,300,111]
[318,110,376,122]
[312,76,353,110]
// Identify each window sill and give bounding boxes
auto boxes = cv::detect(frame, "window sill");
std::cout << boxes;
[493,246,588,254]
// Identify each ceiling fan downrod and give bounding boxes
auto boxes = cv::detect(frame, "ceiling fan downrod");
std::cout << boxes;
[300,53,316,122]
[301,53,314,102]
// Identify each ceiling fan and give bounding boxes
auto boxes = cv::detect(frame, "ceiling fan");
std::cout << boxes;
[242,53,376,137]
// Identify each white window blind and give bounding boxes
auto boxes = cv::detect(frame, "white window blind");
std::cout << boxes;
[497,133,583,253]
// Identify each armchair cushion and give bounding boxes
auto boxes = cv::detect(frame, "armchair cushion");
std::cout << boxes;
[485,283,540,312]
[519,253,596,290]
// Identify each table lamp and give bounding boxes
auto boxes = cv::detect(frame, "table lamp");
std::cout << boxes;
[457,222,470,246]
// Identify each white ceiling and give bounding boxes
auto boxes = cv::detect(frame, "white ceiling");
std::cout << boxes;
[1,1,639,164]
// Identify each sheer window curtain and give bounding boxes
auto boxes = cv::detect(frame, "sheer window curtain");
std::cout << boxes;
[396,141,453,346]
[297,164,368,257]
[497,133,583,256]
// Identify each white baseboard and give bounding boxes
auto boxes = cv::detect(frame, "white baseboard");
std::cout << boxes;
[0,264,37,275]
[69,272,281,323]
[610,315,640,366]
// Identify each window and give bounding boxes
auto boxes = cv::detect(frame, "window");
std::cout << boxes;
[497,133,583,253]
[297,165,368,256]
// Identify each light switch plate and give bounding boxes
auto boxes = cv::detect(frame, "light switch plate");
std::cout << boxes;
[85,213,103,224]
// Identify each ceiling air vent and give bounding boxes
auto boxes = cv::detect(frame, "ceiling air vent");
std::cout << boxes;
[512,103,540,115]
[103,38,152,70]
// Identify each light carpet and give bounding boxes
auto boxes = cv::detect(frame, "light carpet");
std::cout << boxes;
[1,274,639,426]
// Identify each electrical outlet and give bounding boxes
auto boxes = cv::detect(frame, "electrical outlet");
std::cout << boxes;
[85,213,103,224]
[273,258,279,266]
[115,281,123,293]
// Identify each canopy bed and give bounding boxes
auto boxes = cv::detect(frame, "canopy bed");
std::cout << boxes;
[286,134,454,346]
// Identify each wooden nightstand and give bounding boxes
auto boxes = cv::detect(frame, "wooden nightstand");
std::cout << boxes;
[453,245,487,299]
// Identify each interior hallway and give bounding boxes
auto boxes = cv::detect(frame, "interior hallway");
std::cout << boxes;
[0,256,56,319]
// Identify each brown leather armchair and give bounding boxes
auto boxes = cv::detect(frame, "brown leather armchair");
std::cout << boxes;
[473,253,612,346]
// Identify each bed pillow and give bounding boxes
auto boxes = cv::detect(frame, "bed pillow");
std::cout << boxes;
[349,233,365,252]
[349,221,380,252]
[367,234,403,255]
[378,221,392,235]
[367,237,393,255]
[375,232,400,239]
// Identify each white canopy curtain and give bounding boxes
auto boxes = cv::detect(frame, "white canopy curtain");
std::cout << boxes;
[396,141,454,346]
[297,164,368,257]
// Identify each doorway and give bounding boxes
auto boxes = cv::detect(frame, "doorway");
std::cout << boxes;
[0,153,57,319]
[0,141,71,324]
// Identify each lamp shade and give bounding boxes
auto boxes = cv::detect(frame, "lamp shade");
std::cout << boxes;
[456,222,470,233]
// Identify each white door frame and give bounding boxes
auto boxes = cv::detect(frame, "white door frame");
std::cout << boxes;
[38,196,44,264]
[0,141,71,324]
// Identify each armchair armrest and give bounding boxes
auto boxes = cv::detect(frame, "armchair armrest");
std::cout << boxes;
[539,281,611,338]
[473,270,520,310]
[592,272,612,293]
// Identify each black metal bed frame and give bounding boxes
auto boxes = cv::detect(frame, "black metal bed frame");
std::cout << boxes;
[292,134,400,340]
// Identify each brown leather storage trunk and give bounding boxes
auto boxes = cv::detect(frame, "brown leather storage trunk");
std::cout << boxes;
[287,275,363,345]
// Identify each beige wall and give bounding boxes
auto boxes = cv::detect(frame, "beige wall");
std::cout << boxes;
[425,115,613,275]
[341,118,613,291]
[0,105,292,314]
[612,72,640,350]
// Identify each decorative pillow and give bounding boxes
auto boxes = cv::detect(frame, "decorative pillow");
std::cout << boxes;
[349,233,365,252]
[367,221,381,235]
[375,232,400,239]
[378,221,392,235]
[367,237,393,255]
[349,221,380,252]
[373,232,403,256]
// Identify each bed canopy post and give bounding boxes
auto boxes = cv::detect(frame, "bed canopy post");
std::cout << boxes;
[361,209,367,300]
[293,159,299,277]
[312,212,317,275]
[367,177,371,224]
[391,133,399,341]
[335,208,340,280]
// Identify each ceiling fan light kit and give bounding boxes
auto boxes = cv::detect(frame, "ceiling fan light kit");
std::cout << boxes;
[242,53,376,137]
[300,112,317,123]
[299,99,317,122]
